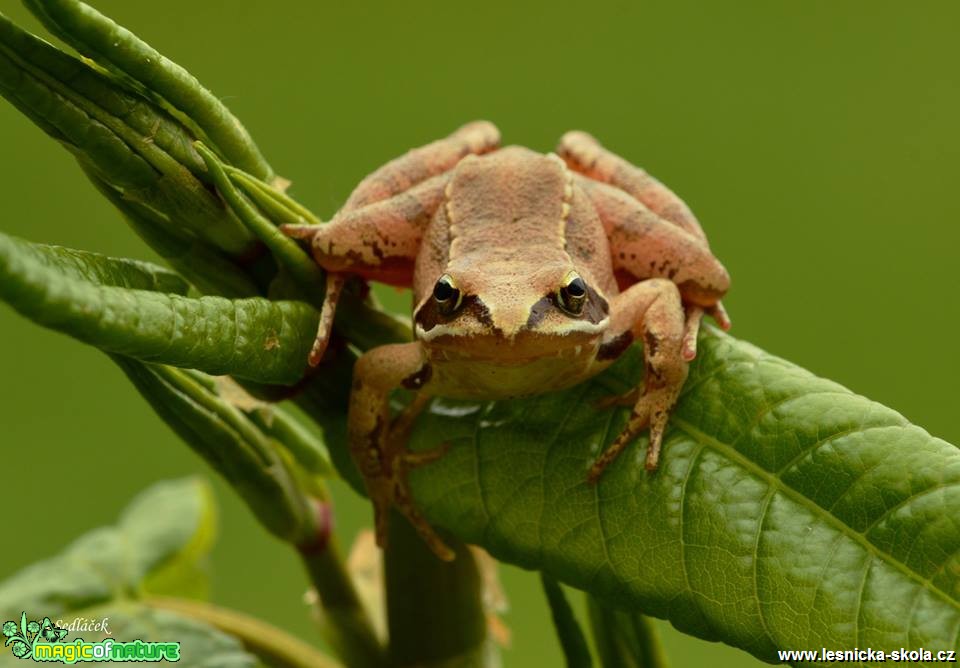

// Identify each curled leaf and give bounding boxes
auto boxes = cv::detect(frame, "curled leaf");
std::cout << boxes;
[0,11,254,255]
[0,232,318,384]
[23,0,274,181]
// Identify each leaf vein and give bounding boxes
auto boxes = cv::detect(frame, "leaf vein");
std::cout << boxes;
[672,416,960,614]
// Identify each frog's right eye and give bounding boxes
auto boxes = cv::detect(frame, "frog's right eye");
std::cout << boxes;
[433,274,463,315]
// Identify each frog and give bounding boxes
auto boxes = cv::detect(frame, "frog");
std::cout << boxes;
[282,121,731,560]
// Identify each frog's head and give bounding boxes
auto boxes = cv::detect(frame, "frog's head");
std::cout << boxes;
[413,259,610,361]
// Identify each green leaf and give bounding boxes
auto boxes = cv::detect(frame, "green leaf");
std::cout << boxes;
[0,480,338,668]
[77,161,262,299]
[23,0,275,181]
[0,230,189,295]
[195,141,324,299]
[0,605,262,667]
[111,359,318,545]
[401,328,960,663]
[0,232,318,384]
[0,11,255,256]
[541,575,593,668]
[587,597,669,668]
[0,478,215,619]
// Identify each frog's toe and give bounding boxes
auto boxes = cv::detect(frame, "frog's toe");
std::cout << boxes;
[401,441,452,467]
[682,306,704,361]
[369,483,393,550]
[708,301,732,331]
[594,387,640,410]
[588,382,682,482]
[587,401,651,483]
[391,468,456,561]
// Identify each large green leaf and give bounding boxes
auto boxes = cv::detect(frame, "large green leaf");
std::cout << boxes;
[0,478,215,624]
[0,479,336,667]
[404,328,960,664]
[0,232,319,384]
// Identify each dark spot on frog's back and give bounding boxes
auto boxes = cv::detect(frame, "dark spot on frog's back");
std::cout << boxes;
[401,363,433,390]
[597,331,633,361]
[414,294,493,332]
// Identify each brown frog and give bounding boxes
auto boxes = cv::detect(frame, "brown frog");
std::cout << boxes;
[283,122,730,560]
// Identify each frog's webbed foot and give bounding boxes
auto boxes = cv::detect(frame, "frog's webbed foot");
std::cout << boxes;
[350,343,456,561]
[589,278,689,482]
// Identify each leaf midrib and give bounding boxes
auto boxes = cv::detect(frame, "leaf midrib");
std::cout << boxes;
[672,415,960,614]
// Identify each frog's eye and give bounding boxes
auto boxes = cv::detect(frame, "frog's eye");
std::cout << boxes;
[557,272,587,315]
[433,274,463,315]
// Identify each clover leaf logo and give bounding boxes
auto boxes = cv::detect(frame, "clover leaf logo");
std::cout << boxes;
[2,612,67,660]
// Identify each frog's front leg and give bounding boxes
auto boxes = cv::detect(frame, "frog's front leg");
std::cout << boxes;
[349,342,455,561]
[589,278,688,482]
[282,175,448,364]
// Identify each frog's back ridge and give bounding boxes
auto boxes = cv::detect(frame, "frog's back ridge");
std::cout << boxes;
[445,146,572,265]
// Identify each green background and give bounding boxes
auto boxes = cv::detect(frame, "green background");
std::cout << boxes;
[2,1,958,665]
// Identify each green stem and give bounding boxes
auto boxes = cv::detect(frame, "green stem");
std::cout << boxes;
[300,536,388,668]
[145,596,341,668]
[384,515,488,667]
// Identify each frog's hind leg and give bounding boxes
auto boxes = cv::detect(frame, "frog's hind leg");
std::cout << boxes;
[343,121,500,212]
[558,131,731,335]
[575,176,730,360]
[589,278,688,481]
[349,342,455,561]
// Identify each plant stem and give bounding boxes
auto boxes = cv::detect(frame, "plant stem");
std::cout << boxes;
[145,596,341,668]
[384,514,488,667]
[300,535,388,667]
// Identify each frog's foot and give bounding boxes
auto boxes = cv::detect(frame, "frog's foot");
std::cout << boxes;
[349,343,455,560]
[369,441,454,562]
[587,380,683,483]
[589,279,689,482]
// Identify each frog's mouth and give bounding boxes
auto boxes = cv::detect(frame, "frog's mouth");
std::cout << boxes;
[422,328,602,364]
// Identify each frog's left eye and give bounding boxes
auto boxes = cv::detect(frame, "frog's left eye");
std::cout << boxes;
[558,272,587,315]
[433,274,463,315]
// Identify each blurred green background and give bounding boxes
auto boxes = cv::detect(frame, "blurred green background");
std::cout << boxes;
[2,1,958,665]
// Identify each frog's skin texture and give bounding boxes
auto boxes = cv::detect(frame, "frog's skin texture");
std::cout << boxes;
[282,122,730,560]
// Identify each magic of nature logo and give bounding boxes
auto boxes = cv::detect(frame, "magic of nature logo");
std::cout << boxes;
[2,613,180,663]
